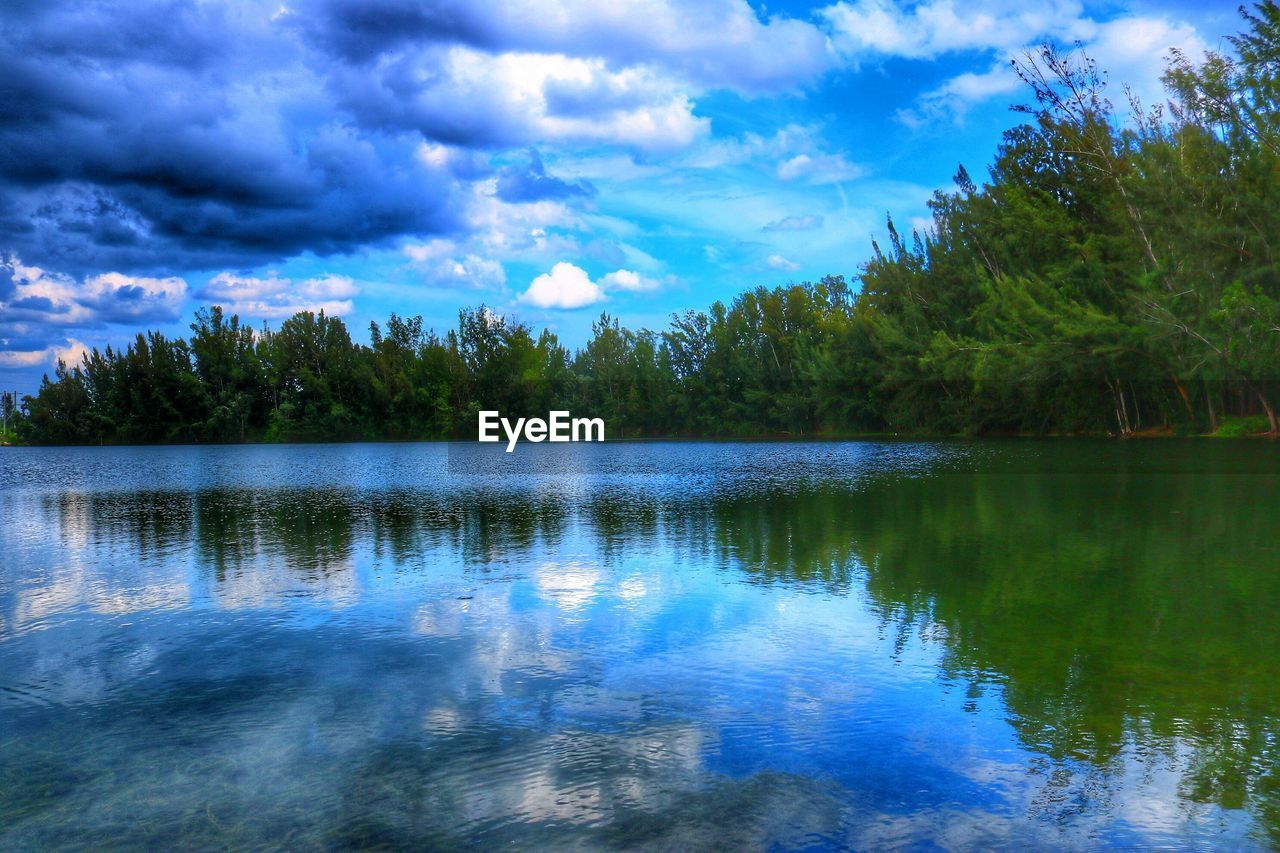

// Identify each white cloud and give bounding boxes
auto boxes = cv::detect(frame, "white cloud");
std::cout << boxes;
[0,349,52,368]
[304,0,835,96]
[776,152,864,184]
[400,181,589,291]
[0,258,186,327]
[466,51,708,152]
[766,254,801,272]
[80,272,187,322]
[404,239,507,290]
[1,262,94,326]
[55,339,89,368]
[0,258,190,374]
[338,47,710,155]
[688,123,817,169]
[683,123,864,185]
[600,269,662,292]
[1085,16,1206,112]
[415,141,488,178]
[764,214,825,231]
[199,272,357,319]
[826,0,1207,127]
[519,262,606,309]
[402,239,456,265]
[0,338,89,369]
[821,0,1092,61]
[467,181,589,257]
[518,262,667,309]
[505,0,836,92]
[897,65,1022,127]
[438,255,507,290]
[402,174,675,295]
[417,143,452,170]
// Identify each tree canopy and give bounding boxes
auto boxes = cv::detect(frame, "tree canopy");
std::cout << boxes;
[12,4,1280,444]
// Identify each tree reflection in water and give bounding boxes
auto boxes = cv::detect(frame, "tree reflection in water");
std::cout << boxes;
[2,441,1277,847]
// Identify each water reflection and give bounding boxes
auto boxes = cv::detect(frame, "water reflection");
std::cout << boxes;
[1,441,1278,848]
[848,467,1280,842]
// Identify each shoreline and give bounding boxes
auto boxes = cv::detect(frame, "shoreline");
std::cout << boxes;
[3,430,1277,448]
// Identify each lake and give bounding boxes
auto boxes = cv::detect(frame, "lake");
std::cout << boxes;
[1,440,1278,849]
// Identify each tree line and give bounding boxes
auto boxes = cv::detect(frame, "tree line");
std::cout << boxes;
[10,4,1280,444]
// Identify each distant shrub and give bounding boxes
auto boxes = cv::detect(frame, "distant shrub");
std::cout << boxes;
[1212,415,1272,437]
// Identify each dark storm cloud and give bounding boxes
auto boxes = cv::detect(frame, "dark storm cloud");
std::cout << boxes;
[2,0,230,67]
[0,0,464,276]
[2,123,459,274]
[286,0,497,62]
[495,152,596,204]
[0,265,15,302]
[288,0,833,91]
[0,327,57,353]
[319,53,535,149]
[284,0,831,153]
[0,0,833,282]
[7,296,64,315]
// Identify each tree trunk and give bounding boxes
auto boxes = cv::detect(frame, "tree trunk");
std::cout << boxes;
[1171,374,1193,420]
[1119,382,1132,436]
[1128,380,1141,431]
[1251,382,1279,434]
[1108,377,1132,436]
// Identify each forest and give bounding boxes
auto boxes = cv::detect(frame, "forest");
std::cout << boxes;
[9,4,1280,444]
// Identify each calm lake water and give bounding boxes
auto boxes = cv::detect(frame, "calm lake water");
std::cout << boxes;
[1,440,1278,850]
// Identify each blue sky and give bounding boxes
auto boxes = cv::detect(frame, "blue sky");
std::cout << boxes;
[0,0,1238,393]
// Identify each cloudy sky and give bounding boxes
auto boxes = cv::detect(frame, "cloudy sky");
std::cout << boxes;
[0,0,1235,392]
